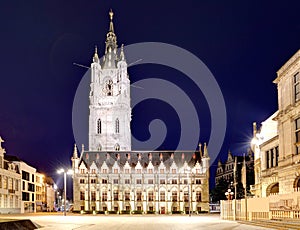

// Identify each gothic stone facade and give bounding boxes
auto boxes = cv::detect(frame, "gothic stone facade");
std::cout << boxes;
[71,147,210,213]
[71,10,210,213]
[251,49,300,197]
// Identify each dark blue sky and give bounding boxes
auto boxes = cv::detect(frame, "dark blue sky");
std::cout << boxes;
[0,1,299,191]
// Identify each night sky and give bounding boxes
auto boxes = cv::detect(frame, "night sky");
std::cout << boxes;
[0,1,299,194]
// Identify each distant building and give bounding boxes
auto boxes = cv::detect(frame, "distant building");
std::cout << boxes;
[215,150,254,191]
[0,137,21,213]
[71,10,210,214]
[251,49,300,197]
[0,136,55,213]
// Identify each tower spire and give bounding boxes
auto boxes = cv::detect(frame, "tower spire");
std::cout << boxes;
[120,44,125,61]
[204,142,209,158]
[103,9,118,68]
[73,143,78,159]
[109,9,114,33]
[93,45,99,63]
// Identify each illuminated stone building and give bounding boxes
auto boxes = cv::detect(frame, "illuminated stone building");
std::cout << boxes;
[0,137,21,213]
[71,10,210,214]
[251,49,300,197]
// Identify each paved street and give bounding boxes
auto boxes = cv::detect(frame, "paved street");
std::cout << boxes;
[0,213,272,230]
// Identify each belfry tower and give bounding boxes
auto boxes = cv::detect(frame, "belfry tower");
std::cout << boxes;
[88,10,131,151]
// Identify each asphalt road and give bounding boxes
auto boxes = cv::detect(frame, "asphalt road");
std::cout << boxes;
[0,213,272,230]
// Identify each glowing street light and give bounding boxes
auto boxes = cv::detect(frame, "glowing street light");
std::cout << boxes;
[57,168,73,216]
[225,189,234,200]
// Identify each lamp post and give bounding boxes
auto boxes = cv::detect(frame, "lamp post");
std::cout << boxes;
[57,168,73,216]
[225,188,234,220]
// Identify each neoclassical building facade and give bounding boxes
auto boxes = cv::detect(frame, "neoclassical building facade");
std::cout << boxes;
[71,10,210,213]
[251,49,300,197]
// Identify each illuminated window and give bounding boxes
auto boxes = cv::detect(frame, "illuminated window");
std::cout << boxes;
[172,169,176,174]
[148,169,153,174]
[114,169,118,174]
[125,169,130,174]
[160,169,164,174]
[102,169,107,174]
[80,169,85,174]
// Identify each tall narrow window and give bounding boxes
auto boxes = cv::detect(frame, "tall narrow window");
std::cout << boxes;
[172,191,177,202]
[160,191,165,201]
[115,118,119,133]
[266,150,270,169]
[196,191,202,202]
[97,119,101,134]
[184,191,189,202]
[275,146,279,166]
[296,118,300,154]
[102,191,107,201]
[80,191,85,200]
[294,72,300,102]
[270,149,274,168]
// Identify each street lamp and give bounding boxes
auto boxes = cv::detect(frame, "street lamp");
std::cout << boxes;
[225,188,234,200]
[57,168,73,216]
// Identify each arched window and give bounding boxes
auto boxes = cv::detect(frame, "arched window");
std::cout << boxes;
[115,118,119,134]
[115,143,120,151]
[97,119,101,134]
